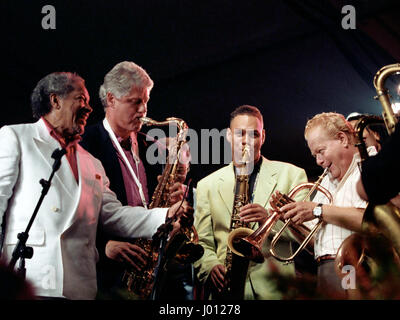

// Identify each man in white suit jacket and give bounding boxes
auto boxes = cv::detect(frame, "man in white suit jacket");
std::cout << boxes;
[0,72,187,299]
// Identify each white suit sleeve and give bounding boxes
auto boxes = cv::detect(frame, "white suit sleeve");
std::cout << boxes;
[0,126,21,229]
[98,166,168,239]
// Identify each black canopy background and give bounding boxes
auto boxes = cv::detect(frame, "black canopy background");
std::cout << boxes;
[1,0,400,184]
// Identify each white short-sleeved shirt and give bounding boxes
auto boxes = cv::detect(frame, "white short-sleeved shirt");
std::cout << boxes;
[312,150,373,259]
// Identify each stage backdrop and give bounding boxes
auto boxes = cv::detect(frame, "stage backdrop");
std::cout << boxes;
[2,0,400,184]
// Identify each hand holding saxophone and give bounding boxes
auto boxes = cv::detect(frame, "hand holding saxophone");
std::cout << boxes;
[209,264,226,293]
[166,199,194,220]
[105,240,148,271]
[239,203,269,224]
[157,178,186,204]
[164,200,193,238]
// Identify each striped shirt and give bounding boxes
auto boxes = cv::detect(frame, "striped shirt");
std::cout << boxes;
[312,150,373,259]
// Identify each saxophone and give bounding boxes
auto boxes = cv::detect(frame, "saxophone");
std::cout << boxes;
[219,145,251,300]
[123,116,203,299]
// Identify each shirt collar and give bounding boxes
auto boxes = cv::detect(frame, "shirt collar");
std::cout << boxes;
[41,117,80,149]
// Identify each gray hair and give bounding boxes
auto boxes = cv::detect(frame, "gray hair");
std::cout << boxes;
[99,61,154,109]
[31,72,84,119]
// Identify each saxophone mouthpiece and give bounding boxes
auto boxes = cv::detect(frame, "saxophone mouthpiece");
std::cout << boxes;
[242,145,251,164]
[140,116,151,124]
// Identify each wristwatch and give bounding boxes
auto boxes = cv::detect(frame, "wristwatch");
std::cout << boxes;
[313,203,323,220]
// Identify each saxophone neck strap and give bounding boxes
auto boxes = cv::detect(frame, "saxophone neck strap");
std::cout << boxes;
[103,118,148,209]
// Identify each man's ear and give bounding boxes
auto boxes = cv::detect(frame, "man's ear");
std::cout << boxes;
[106,92,115,109]
[261,129,266,145]
[226,127,232,145]
[338,131,350,147]
[371,131,380,142]
[49,93,60,110]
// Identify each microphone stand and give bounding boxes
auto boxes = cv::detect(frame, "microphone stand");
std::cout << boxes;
[8,148,66,279]
[149,179,192,300]
[149,218,173,300]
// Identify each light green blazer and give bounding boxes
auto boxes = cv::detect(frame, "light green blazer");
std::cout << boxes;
[194,157,308,299]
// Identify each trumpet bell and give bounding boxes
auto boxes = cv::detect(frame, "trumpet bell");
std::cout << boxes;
[234,238,265,264]
[227,211,281,263]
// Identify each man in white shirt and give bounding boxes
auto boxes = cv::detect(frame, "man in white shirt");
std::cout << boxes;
[277,112,367,298]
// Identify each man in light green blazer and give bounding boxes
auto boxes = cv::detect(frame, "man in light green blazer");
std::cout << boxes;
[194,105,308,300]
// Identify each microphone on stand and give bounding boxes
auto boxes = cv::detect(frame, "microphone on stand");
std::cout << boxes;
[51,148,67,171]
[8,148,67,279]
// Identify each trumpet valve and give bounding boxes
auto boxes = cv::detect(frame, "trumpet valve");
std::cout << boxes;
[271,191,294,211]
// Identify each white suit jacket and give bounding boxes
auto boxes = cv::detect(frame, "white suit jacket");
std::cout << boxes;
[0,119,167,299]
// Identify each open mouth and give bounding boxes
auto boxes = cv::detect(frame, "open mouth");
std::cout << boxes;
[76,109,90,125]
[76,116,87,125]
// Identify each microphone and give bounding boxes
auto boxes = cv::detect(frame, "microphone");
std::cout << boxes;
[51,148,67,172]
[52,148,67,160]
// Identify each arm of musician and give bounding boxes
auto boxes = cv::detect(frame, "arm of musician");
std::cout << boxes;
[356,178,368,201]
[280,201,364,232]
[0,126,21,227]
[105,240,148,271]
[192,180,222,286]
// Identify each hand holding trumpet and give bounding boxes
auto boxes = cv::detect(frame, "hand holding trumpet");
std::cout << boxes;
[270,190,320,225]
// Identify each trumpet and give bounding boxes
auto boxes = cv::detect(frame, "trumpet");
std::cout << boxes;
[269,168,332,262]
[228,167,332,263]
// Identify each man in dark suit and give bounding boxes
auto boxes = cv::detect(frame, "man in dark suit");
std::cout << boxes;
[80,61,192,300]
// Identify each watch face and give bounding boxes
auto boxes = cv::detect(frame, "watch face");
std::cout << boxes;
[313,205,322,217]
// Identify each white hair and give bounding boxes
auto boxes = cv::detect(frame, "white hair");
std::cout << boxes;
[99,61,153,109]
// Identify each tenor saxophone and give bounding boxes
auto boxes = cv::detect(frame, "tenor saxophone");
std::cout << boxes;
[122,116,203,299]
[219,145,252,300]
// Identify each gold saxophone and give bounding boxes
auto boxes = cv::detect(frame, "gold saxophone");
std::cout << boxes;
[218,145,252,300]
[123,116,203,299]
[335,63,400,299]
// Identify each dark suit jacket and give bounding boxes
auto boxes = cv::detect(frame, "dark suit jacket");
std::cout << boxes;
[80,121,164,296]
[361,121,400,204]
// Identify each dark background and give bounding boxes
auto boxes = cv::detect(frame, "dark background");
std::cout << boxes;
[1,0,400,185]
